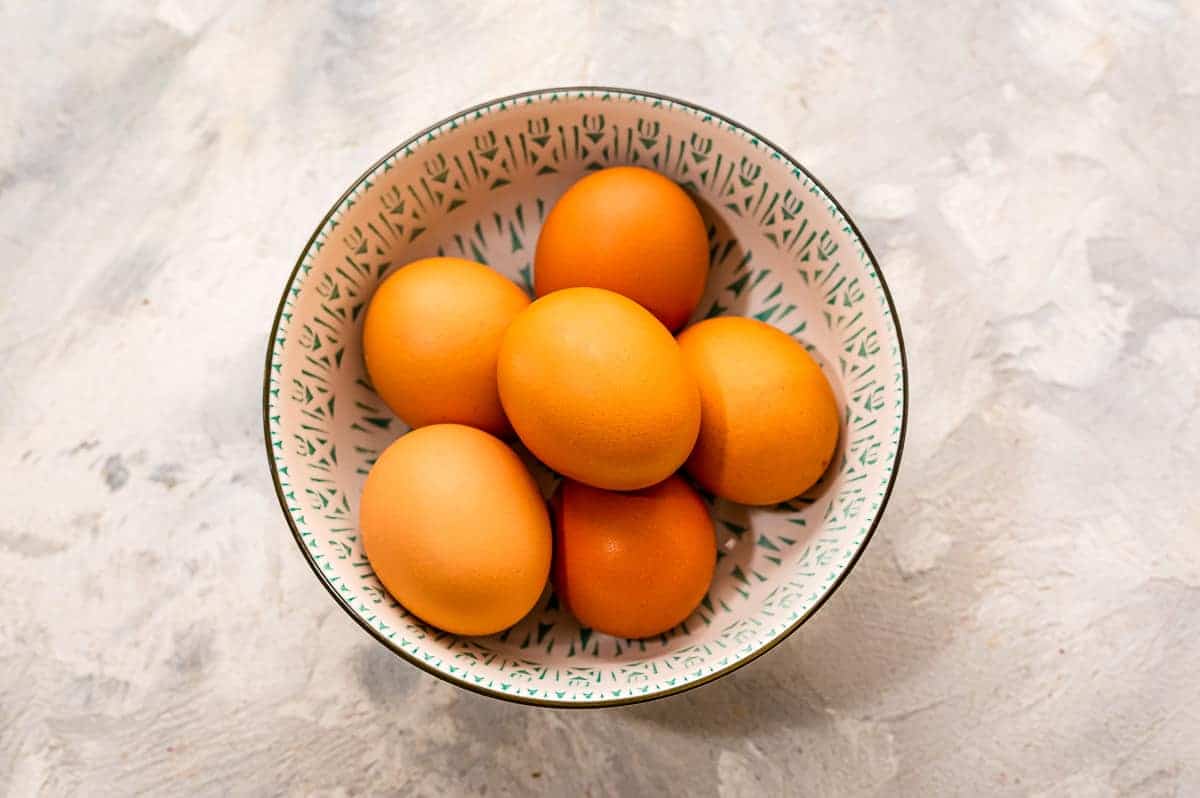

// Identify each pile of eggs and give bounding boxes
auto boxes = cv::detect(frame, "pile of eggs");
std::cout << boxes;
[359,166,838,640]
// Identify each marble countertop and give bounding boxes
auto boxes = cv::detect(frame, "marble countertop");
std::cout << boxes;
[3,2,1198,795]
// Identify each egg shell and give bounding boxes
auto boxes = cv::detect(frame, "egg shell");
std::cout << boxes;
[359,424,552,636]
[497,287,701,491]
[677,316,840,505]
[362,257,530,436]
[551,475,716,639]
[534,166,709,331]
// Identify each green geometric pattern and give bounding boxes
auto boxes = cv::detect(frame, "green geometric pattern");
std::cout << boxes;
[266,89,905,706]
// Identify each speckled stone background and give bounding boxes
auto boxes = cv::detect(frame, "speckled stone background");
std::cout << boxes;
[3,2,1199,796]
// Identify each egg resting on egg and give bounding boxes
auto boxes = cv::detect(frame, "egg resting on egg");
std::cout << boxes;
[497,287,701,491]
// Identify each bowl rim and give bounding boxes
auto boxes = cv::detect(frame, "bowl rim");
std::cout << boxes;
[262,85,909,709]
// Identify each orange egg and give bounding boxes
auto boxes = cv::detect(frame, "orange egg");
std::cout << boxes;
[497,287,700,491]
[534,166,708,331]
[677,316,840,505]
[362,257,529,436]
[359,424,551,636]
[551,475,716,639]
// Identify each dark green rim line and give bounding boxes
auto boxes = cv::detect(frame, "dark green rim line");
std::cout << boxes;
[261,86,909,709]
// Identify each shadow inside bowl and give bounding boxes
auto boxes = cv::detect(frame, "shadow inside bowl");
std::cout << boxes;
[687,192,759,324]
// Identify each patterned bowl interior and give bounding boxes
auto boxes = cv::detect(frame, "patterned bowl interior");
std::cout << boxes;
[265,88,905,706]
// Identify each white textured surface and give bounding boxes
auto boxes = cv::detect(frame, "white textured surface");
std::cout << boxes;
[2,2,1198,795]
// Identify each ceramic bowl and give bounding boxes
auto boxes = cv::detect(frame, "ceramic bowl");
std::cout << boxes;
[264,87,907,707]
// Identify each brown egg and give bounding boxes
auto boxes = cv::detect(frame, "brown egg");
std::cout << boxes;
[497,287,700,491]
[677,316,840,505]
[362,257,529,436]
[360,424,552,636]
[534,166,709,331]
[552,475,716,639]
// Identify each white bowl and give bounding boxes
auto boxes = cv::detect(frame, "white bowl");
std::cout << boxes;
[264,87,908,707]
